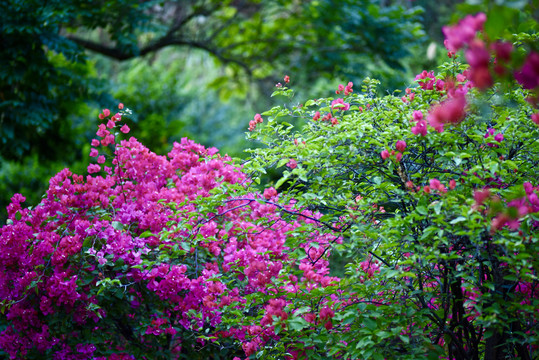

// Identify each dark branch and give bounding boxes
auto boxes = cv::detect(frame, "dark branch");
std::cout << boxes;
[66,35,253,75]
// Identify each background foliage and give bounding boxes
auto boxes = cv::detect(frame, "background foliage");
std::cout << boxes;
[0,0,432,222]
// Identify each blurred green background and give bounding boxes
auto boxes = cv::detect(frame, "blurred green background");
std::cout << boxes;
[0,0,469,221]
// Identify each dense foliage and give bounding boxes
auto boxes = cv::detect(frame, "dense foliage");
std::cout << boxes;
[1,2,538,360]
[0,0,426,224]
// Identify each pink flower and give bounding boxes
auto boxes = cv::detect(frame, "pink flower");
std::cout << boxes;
[427,93,467,133]
[284,75,290,83]
[395,140,407,152]
[96,124,109,138]
[263,187,277,200]
[248,120,256,131]
[87,164,101,174]
[435,79,445,91]
[91,139,100,147]
[442,13,486,52]
[287,159,297,169]
[97,155,106,164]
[494,133,504,142]
[449,179,456,190]
[89,148,98,157]
[313,111,321,121]
[331,98,350,111]
[514,52,539,90]
[320,307,335,321]
[118,103,124,109]
[532,113,539,125]
[466,40,492,90]
[492,41,513,62]
[395,153,402,162]
[344,82,353,95]
[107,120,115,129]
[411,120,427,136]
[474,189,490,206]
[381,150,390,160]
[120,124,130,134]
[429,178,446,193]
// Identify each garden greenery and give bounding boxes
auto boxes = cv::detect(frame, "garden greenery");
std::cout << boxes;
[1,8,539,360]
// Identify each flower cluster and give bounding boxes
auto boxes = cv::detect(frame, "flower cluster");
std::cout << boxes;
[0,105,339,359]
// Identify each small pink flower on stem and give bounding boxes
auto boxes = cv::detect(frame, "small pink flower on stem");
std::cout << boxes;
[381,150,390,160]
[87,164,101,174]
[284,75,290,83]
[287,159,297,169]
[263,187,277,200]
[118,103,124,109]
[395,140,407,152]
[120,124,130,134]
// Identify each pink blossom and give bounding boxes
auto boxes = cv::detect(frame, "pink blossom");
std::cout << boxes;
[515,52,539,90]
[381,150,390,160]
[395,140,407,152]
[473,189,490,206]
[411,120,427,136]
[87,164,101,174]
[427,93,467,133]
[442,13,486,52]
[331,98,350,111]
[120,124,130,134]
[263,187,277,200]
[287,158,297,169]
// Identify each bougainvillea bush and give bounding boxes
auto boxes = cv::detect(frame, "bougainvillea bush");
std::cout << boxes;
[2,5,539,360]
[0,106,340,359]
[244,9,539,360]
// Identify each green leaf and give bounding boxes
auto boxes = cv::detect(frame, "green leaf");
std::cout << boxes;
[111,221,124,231]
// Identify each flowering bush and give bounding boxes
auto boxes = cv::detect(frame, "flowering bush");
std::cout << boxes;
[2,4,539,360]
[244,9,539,360]
[0,105,339,359]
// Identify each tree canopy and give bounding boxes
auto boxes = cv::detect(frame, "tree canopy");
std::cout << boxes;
[0,0,424,161]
